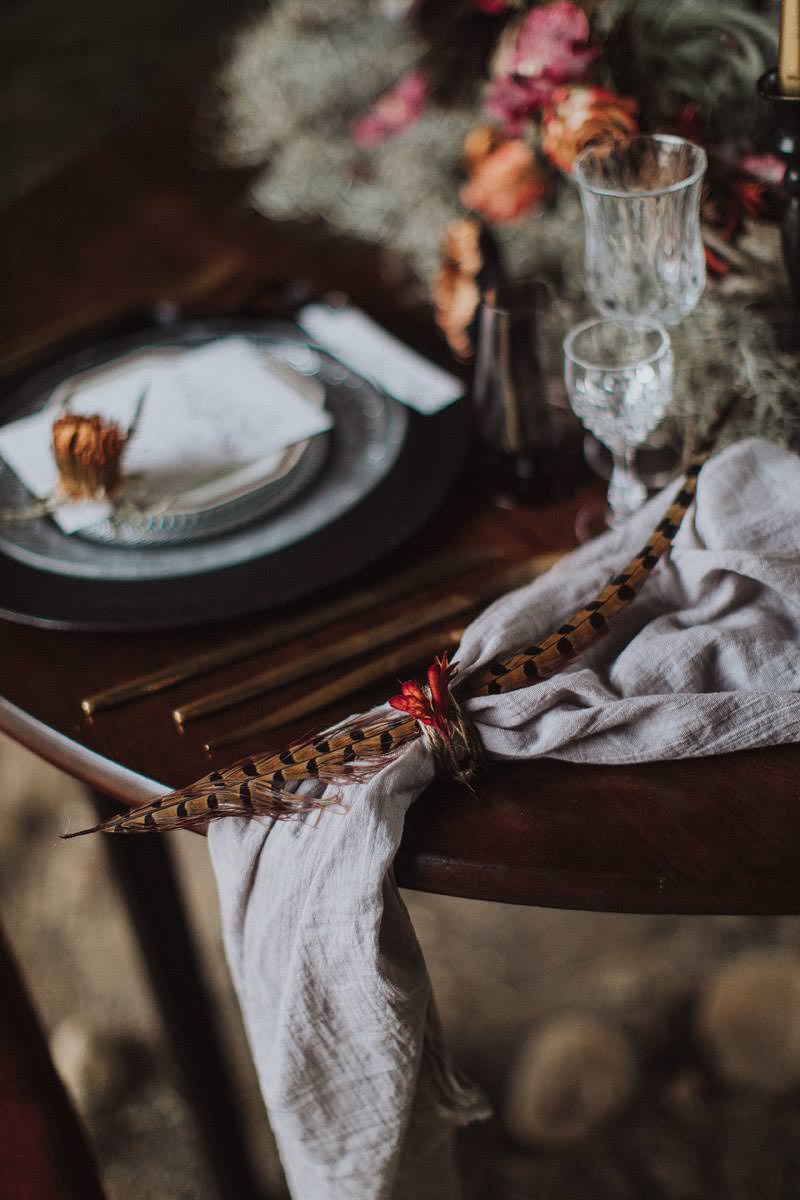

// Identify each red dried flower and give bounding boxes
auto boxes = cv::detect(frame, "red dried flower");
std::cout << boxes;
[389,654,455,742]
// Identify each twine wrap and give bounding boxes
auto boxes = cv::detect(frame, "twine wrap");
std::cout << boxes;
[388,654,484,789]
[415,690,484,789]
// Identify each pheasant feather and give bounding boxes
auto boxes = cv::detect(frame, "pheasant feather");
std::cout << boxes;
[66,408,733,837]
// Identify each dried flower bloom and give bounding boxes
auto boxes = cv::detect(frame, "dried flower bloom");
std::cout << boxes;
[351,71,428,147]
[485,76,542,137]
[461,136,546,222]
[463,123,505,173]
[702,170,769,246]
[389,654,454,741]
[443,214,484,276]
[52,413,127,500]
[432,218,483,360]
[432,265,481,360]
[541,84,638,173]
[739,153,786,186]
[486,1,598,132]
[513,2,597,85]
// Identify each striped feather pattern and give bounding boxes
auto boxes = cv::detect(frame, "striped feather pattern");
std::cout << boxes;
[67,415,732,837]
[63,712,418,836]
[465,455,704,697]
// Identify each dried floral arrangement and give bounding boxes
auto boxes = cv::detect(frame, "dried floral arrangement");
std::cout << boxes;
[215,0,796,450]
[218,0,781,294]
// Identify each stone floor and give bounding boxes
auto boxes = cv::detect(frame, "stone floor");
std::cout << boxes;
[4,730,800,1199]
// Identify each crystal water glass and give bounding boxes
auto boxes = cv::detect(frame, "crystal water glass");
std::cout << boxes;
[573,135,707,326]
[563,318,673,524]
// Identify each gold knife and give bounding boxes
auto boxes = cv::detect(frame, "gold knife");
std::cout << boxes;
[80,547,503,716]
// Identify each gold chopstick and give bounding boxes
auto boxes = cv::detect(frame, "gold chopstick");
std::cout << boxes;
[175,592,476,726]
[80,547,503,715]
[177,551,564,727]
[204,627,465,751]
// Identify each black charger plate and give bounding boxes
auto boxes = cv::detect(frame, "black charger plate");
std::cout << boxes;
[0,319,469,630]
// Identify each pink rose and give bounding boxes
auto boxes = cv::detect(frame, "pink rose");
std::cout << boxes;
[352,72,428,147]
[485,1,598,132]
[739,153,786,186]
[513,1,598,84]
[485,75,547,136]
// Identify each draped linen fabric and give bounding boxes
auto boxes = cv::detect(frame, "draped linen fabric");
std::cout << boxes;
[210,439,800,1200]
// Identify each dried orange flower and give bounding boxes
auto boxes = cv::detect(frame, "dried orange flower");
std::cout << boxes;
[432,266,481,361]
[460,135,546,223]
[442,215,483,276]
[463,124,505,173]
[432,217,483,360]
[52,413,127,500]
[541,84,638,173]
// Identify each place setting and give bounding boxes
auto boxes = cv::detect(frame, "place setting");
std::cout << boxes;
[0,310,469,629]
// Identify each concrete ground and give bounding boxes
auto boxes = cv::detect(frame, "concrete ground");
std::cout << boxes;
[4,730,800,1199]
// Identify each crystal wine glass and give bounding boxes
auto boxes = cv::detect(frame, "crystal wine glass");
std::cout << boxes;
[573,135,707,326]
[563,317,673,526]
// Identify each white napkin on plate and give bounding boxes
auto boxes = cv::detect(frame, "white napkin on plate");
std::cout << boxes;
[209,438,800,1200]
[0,338,332,533]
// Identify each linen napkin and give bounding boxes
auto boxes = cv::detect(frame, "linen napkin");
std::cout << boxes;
[209,437,800,1200]
[0,337,331,532]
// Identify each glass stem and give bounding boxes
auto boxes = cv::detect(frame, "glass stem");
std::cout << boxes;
[606,442,648,527]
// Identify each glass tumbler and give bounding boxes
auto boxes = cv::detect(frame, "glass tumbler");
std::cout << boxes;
[472,282,583,505]
[573,135,707,326]
[563,317,673,525]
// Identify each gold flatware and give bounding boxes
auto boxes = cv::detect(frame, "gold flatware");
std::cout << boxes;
[175,594,474,726]
[204,627,465,751]
[80,547,503,716]
[177,551,564,727]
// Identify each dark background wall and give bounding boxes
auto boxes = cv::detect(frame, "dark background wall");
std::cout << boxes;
[0,0,258,209]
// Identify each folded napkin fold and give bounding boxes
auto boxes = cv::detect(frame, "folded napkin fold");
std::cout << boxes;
[0,337,331,532]
[209,438,800,1200]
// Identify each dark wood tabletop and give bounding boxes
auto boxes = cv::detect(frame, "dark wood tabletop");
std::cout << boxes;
[3,102,800,918]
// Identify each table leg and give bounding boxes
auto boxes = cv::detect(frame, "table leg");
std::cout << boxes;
[0,918,106,1200]
[91,791,269,1200]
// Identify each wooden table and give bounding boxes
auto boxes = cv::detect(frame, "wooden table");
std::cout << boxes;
[3,101,800,1199]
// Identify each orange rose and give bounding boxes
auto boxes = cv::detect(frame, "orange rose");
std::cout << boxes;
[541,85,638,173]
[460,136,546,223]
